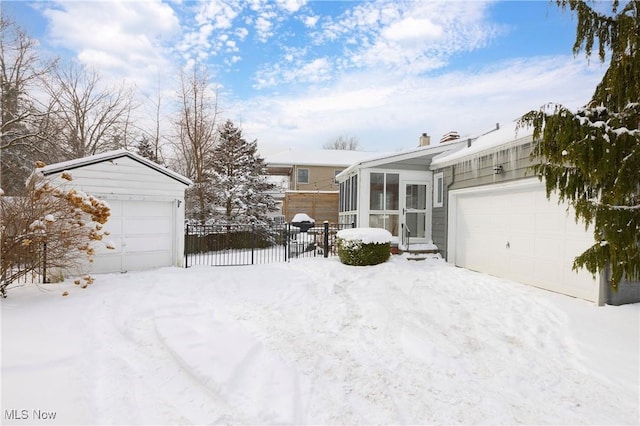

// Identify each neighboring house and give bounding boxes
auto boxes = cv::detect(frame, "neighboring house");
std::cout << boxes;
[38,149,192,275]
[265,149,381,223]
[337,124,639,305]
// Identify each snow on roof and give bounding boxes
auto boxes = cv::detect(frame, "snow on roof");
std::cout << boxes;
[336,140,467,180]
[430,120,534,169]
[265,149,382,167]
[38,149,193,186]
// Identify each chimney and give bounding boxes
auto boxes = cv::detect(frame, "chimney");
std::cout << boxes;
[419,133,431,147]
[440,131,460,143]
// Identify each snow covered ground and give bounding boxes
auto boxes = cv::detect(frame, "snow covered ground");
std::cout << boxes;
[2,255,638,425]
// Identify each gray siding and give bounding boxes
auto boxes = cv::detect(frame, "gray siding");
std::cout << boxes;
[604,268,640,305]
[431,167,454,258]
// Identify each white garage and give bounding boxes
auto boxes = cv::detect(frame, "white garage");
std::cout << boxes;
[448,178,599,302]
[40,149,192,275]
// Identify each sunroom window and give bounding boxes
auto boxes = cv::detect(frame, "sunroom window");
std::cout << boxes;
[369,172,399,235]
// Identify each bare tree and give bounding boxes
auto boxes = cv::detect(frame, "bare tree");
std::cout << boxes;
[43,62,137,160]
[137,85,166,164]
[323,134,360,150]
[172,66,220,224]
[0,17,56,194]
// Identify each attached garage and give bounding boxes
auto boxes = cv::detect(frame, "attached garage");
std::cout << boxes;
[427,121,640,305]
[39,149,191,275]
[448,179,599,302]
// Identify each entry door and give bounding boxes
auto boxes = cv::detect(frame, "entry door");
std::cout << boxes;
[403,182,430,241]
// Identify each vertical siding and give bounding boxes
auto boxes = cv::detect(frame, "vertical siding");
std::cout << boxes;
[283,192,339,224]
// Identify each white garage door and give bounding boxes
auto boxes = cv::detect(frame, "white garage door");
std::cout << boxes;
[449,179,599,302]
[91,200,175,273]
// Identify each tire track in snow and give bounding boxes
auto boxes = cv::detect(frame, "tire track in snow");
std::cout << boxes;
[84,287,241,424]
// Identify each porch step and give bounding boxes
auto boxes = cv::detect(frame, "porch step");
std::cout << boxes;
[399,243,439,261]
[406,255,429,261]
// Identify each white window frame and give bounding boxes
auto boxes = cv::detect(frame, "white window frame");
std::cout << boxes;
[433,172,444,208]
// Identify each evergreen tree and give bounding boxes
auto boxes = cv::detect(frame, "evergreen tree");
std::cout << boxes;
[136,136,157,163]
[211,120,277,225]
[521,0,639,288]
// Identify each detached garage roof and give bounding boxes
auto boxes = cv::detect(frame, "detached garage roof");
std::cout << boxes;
[39,149,192,186]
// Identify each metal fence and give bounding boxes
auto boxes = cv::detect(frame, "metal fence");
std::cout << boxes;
[1,240,47,297]
[185,222,353,267]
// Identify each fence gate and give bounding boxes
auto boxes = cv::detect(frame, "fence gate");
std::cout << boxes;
[184,222,349,267]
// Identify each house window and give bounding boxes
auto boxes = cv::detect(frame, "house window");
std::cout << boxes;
[434,172,444,208]
[370,172,398,210]
[334,169,342,184]
[297,168,309,184]
[369,172,399,235]
[350,175,357,211]
[339,174,358,213]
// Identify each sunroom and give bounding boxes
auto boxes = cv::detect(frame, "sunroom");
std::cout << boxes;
[336,139,466,249]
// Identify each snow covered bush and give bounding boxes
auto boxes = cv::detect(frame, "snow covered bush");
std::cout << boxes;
[0,164,112,297]
[336,228,391,266]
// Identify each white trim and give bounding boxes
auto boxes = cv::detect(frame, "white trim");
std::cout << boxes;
[433,172,444,208]
[402,179,432,243]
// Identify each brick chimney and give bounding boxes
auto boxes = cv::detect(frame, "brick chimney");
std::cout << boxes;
[440,131,460,143]
[419,133,431,147]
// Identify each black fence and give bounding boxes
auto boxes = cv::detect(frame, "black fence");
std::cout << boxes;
[1,240,47,297]
[185,222,354,267]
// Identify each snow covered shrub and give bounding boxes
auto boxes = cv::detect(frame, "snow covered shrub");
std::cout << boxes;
[336,228,392,266]
[0,165,112,297]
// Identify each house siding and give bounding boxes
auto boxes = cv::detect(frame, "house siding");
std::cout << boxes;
[293,165,343,191]
[46,156,188,200]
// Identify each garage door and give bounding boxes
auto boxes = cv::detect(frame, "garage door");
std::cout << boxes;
[91,200,175,273]
[449,179,599,302]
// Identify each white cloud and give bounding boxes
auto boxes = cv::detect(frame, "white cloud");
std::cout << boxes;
[253,55,332,89]
[263,1,499,88]
[276,0,307,13]
[195,0,239,30]
[41,0,180,89]
[255,14,275,41]
[382,17,443,42]
[303,15,319,28]
[232,56,606,154]
[235,27,249,41]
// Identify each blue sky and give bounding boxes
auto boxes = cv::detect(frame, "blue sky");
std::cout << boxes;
[4,0,607,155]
